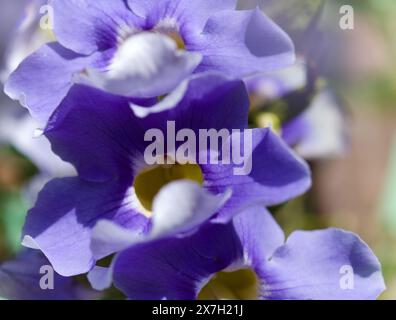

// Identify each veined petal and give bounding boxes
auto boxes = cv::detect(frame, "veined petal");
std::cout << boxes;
[50,0,140,55]
[127,0,237,32]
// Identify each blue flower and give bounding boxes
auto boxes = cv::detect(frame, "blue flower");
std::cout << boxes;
[4,0,294,125]
[22,73,310,276]
[88,207,385,300]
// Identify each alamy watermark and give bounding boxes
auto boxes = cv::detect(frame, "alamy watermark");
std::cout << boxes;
[144,121,253,176]
[339,5,354,30]
[39,265,54,290]
[39,4,54,30]
[339,265,354,290]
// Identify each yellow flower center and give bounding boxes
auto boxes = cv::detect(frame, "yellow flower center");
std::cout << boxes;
[164,31,185,50]
[134,162,203,217]
[198,269,260,300]
[256,112,282,134]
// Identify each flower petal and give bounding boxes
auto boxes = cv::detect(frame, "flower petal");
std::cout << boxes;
[45,73,248,182]
[150,180,231,238]
[89,181,231,259]
[2,114,74,176]
[4,43,90,125]
[193,9,294,77]
[82,32,202,98]
[204,128,311,221]
[44,85,152,182]
[111,222,241,300]
[261,229,386,300]
[23,177,149,276]
[127,0,237,31]
[233,206,285,264]
[295,89,347,159]
[51,0,139,55]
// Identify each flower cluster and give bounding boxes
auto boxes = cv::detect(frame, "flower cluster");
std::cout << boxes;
[1,0,385,300]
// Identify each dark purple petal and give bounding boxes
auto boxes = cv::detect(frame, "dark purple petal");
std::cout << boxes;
[45,73,249,182]
[145,73,249,133]
[101,207,385,300]
[23,177,149,276]
[112,222,242,300]
[204,128,311,221]
[44,85,153,182]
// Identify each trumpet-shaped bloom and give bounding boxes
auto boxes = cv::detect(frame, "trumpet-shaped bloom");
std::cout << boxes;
[89,207,385,300]
[247,60,347,159]
[5,0,294,125]
[22,73,310,276]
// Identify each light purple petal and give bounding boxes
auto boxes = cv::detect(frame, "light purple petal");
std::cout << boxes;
[127,0,237,32]
[3,114,74,176]
[51,0,140,55]
[260,229,386,300]
[245,59,307,100]
[193,9,294,77]
[4,43,91,125]
[295,89,347,159]
[233,206,285,263]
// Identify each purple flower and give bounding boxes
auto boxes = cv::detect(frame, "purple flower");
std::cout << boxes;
[22,73,310,276]
[1,0,52,82]
[88,207,385,300]
[4,0,294,125]
[0,250,96,300]
[247,60,347,159]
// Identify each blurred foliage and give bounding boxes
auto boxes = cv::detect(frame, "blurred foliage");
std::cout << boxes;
[261,0,323,45]
[0,191,27,255]
[0,146,36,259]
